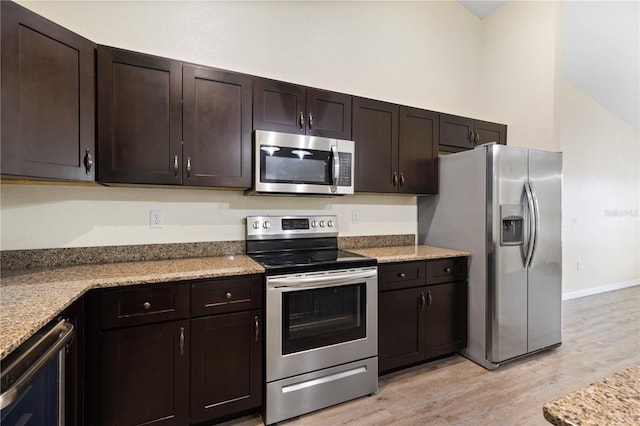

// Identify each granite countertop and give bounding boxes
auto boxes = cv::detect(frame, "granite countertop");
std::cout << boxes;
[543,363,640,425]
[0,243,469,361]
[349,245,470,263]
[0,255,264,360]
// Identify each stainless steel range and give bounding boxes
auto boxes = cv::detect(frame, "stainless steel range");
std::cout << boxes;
[246,215,378,425]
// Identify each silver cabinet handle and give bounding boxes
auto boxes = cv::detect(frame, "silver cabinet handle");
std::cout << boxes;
[225,292,232,300]
[173,155,179,176]
[393,172,398,186]
[399,273,406,279]
[468,131,474,145]
[444,267,451,273]
[475,131,480,144]
[84,148,93,174]
[299,111,305,130]
[420,291,426,311]
[254,316,259,342]
[186,157,192,178]
[308,112,313,129]
[143,302,151,310]
[399,172,405,187]
[179,327,185,356]
[427,290,432,309]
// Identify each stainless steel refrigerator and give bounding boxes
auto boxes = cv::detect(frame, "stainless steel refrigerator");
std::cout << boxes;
[418,144,562,370]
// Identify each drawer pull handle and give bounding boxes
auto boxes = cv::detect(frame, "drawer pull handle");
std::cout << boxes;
[444,267,451,273]
[255,316,260,342]
[427,290,432,309]
[143,302,151,310]
[225,292,232,300]
[179,327,185,356]
[420,291,426,311]
[399,273,406,279]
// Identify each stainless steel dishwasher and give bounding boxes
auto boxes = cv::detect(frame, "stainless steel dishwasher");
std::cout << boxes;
[0,318,74,425]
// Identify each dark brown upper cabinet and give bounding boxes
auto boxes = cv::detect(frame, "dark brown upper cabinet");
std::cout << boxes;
[253,77,352,140]
[183,65,252,188]
[353,98,438,194]
[1,1,96,181]
[440,113,507,153]
[98,46,252,188]
[97,46,183,185]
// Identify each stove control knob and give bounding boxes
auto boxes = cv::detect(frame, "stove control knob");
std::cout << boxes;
[319,220,325,227]
[311,220,317,228]
[327,220,334,228]
[252,221,260,230]
[263,220,271,229]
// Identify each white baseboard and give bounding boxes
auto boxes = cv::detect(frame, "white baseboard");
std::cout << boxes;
[563,279,640,300]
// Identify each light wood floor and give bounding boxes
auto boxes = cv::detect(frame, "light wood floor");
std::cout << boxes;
[223,286,640,426]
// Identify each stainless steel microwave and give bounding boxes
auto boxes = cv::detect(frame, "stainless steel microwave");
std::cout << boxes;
[248,130,355,196]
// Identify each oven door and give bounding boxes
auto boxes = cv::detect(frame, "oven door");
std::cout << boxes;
[253,130,354,195]
[266,267,377,382]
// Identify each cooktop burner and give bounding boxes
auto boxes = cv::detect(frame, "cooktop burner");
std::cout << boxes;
[245,215,377,275]
[250,248,375,275]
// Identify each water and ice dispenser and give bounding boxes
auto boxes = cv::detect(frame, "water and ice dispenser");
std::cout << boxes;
[500,205,524,246]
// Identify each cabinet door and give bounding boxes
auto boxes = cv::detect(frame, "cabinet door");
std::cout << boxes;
[352,98,399,193]
[306,88,352,139]
[425,282,468,359]
[253,78,306,134]
[475,119,507,145]
[1,1,95,181]
[97,46,182,184]
[378,287,426,373]
[183,65,252,188]
[191,311,262,423]
[439,113,475,152]
[398,107,439,194]
[99,321,189,426]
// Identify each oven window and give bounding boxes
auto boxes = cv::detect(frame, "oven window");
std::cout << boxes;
[282,283,366,355]
[260,145,332,185]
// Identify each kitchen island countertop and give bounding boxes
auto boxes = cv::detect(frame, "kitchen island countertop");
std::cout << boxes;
[543,363,640,425]
[0,255,264,359]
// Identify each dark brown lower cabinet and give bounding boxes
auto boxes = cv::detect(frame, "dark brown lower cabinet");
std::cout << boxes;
[190,311,262,423]
[378,258,468,374]
[99,320,190,426]
[379,287,426,372]
[85,277,262,425]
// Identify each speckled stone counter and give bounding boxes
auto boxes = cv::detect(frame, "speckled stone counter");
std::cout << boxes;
[543,363,640,425]
[349,245,470,263]
[0,255,263,360]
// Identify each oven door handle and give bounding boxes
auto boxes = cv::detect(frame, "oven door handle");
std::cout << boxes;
[0,319,74,410]
[268,269,377,289]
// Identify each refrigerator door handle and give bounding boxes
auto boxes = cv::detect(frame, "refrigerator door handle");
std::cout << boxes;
[524,182,538,268]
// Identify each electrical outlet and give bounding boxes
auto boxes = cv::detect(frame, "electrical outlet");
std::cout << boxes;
[352,210,360,224]
[150,210,163,228]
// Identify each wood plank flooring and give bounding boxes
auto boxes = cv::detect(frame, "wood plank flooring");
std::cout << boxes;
[222,286,639,426]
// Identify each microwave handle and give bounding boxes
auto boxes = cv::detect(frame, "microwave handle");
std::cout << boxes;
[331,145,339,193]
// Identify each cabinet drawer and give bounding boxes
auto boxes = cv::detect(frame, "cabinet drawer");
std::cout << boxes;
[98,284,189,329]
[426,257,468,284]
[379,261,426,291]
[191,275,263,317]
